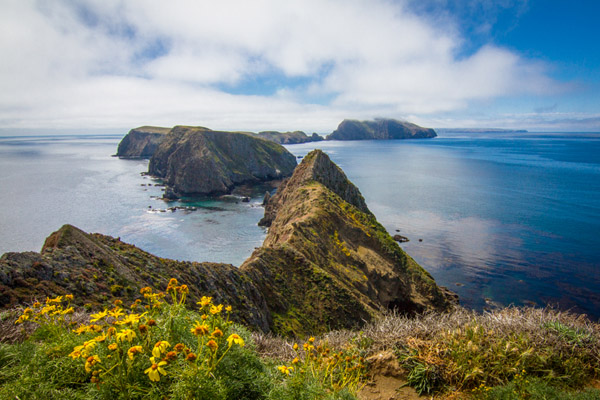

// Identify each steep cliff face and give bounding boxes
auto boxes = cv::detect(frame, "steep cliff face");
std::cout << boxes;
[244,150,456,335]
[116,126,171,158]
[148,126,297,196]
[258,131,324,144]
[327,119,437,140]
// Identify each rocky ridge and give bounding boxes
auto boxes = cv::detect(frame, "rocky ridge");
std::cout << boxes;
[327,119,436,140]
[148,126,297,196]
[1,150,455,336]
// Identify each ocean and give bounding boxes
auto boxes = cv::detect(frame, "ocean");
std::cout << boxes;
[1,133,599,319]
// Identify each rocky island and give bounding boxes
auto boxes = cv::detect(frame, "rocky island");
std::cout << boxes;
[257,130,323,144]
[326,118,437,140]
[115,126,171,158]
[147,126,297,197]
[0,150,455,336]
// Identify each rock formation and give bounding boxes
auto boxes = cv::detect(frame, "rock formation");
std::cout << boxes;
[258,131,324,144]
[327,119,437,141]
[244,150,455,334]
[116,126,171,158]
[1,150,456,336]
[148,126,297,196]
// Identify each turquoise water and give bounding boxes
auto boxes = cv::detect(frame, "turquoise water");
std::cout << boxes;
[1,133,599,318]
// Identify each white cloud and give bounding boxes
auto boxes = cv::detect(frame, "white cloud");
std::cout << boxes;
[0,0,590,133]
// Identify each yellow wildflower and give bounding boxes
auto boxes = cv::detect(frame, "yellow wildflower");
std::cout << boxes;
[165,351,178,361]
[62,307,74,315]
[167,278,178,290]
[277,365,294,375]
[293,343,299,351]
[93,334,107,343]
[128,345,143,360]
[210,304,223,315]
[65,294,74,301]
[108,307,124,319]
[191,321,210,336]
[185,353,197,362]
[113,299,123,306]
[206,340,218,352]
[90,309,108,323]
[225,305,232,312]
[108,343,118,351]
[152,340,170,358]
[292,357,299,364]
[144,357,167,382]
[308,336,315,343]
[116,329,136,343]
[178,284,189,295]
[46,295,63,304]
[197,296,212,308]
[32,301,41,308]
[227,333,245,347]
[116,312,145,326]
[140,286,152,295]
[212,328,223,338]
[85,355,101,373]
[174,343,186,353]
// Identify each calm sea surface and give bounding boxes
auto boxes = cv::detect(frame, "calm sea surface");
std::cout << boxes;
[1,133,599,319]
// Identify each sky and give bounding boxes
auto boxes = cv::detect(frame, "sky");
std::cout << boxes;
[1,0,599,134]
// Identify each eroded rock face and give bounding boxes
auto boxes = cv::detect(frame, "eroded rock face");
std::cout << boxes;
[116,126,171,158]
[148,126,297,196]
[244,150,456,335]
[327,119,437,141]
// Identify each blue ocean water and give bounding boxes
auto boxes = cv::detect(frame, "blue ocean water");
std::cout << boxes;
[1,133,599,318]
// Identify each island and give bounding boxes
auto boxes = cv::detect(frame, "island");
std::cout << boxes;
[326,118,437,140]
[257,130,324,144]
[147,126,298,197]
[115,126,171,158]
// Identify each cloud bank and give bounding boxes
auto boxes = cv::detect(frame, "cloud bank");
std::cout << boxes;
[0,0,588,133]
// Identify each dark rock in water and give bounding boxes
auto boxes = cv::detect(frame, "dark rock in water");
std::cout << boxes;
[393,234,409,243]
[262,191,271,206]
[116,126,171,158]
[163,187,179,200]
[148,126,297,196]
[326,118,436,141]
[310,132,324,142]
[241,197,250,203]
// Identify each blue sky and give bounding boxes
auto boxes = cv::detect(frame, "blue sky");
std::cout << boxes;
[0,0,598,133]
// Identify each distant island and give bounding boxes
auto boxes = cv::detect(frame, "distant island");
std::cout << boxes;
[115,118,436,159]
[436,128,528,133]
[326,118,437,140]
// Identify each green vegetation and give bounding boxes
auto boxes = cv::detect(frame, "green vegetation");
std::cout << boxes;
[1,278,366,400]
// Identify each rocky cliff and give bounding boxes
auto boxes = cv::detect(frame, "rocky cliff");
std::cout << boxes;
[148,126,297,196]
[258,131,324,144]
[1,150,455,336]
[243,150,456,335]
[327,119,437,140]
[115,126,171,158]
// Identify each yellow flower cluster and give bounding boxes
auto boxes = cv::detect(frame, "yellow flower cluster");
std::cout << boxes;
[15,294,75,326]
[277,336,366,393]
[17,278,246,390]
